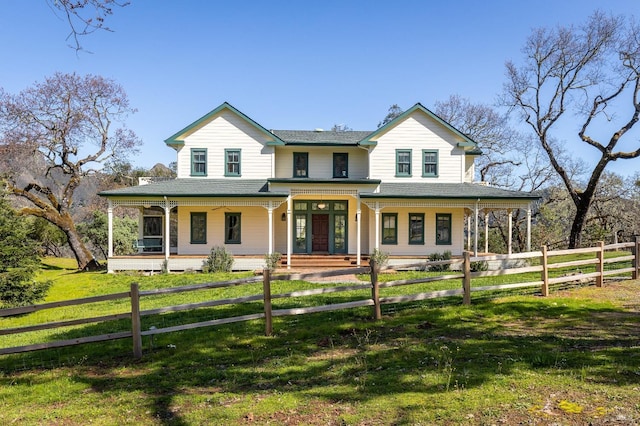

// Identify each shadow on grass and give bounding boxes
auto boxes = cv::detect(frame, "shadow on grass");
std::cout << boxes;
[1,289,639,424]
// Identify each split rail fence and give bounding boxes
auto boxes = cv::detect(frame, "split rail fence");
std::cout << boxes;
[2,240,639,359]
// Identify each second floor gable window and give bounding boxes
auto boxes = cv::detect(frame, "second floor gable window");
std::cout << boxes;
[293,152,308,178]
[423,150,438,177]
[191,149,207,176]
[333,153,348,178]
[225,149,241,177]
[396,149,412,177]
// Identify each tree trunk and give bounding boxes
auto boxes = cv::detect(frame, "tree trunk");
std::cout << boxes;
[65,227,101,271]
[568,199,590,249]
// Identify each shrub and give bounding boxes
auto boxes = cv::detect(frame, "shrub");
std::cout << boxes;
[470,260,489,272]
[0,270,52,309]
[264,252,282,271]
[428,250,452,272]
[370,248,389,269]
[202,246,234,273]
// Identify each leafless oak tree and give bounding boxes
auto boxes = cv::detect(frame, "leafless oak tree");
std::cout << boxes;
[503,11,640,248]
[0,72,140,270]
[47,0,129,51]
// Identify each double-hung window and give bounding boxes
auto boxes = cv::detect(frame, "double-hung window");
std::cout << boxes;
[396,149,412,177]
[191,149,207,176]
[422,150,438,177]
[225,213,241,244]
[436,213,451,245]
[190,212,207,244]
[225,149,241,176]
[293,152,308,177]
[333,153,348,178]
[408,213,424,245]
[381,213,398,245]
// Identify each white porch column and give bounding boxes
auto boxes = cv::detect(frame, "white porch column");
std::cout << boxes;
[107,200,114,259]
[508,208,513,255]
[484,211,489,254]
[466,214,471,251]
[474,200,479,256]
[374,202,381,250]
[267,202,273,255]
[286,195,292,269]
[164,198,170,266]
[526,206,532,252]
[356,196,361,267]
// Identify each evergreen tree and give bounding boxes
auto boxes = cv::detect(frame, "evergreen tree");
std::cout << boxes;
[0,195,51,308]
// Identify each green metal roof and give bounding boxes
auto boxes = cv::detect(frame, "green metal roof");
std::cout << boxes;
[99,179,288,198]
[268,178,381,185]
[360,182,540,200]
[272,130,373,145]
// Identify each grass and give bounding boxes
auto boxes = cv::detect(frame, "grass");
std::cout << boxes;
[0,257,639,425]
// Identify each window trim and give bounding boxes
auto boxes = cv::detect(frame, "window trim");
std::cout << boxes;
[225,149,241,177]
[333,152,348,178]
[381,213,398,245]
[190,148,207,176]
[408,213,425,245]
[225,212,242,244]
[422,149,439,178]
[395,149,412,177]
[435,213,452,245]
[293,152,309,178]
[190,212,207,244]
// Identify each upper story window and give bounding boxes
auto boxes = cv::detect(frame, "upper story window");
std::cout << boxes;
[423,150,438,177]
[191,149,207,176]
[225,149,241,177]
[333,153,348,178]
[293,152,308,178]
[396,149,412,177]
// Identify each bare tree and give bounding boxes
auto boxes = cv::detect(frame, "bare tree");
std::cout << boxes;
[503,11,640,248]
[434,95,556,252]
[47,0,130,51]
[0,72,140,270]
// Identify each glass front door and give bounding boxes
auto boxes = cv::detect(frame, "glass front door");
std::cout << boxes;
[292,200,348,254]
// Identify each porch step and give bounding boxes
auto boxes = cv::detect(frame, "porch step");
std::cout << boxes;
[281,255,370,268]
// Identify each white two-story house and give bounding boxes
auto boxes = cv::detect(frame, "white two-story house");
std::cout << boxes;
[100,102,538,272]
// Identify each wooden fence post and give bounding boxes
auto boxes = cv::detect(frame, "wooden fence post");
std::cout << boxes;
[130,282,142,359]
[462,251,471,305]
[633,236,640,280]
[370,259,381,320]
[263,269,273,336]
[541,245,549,297]
[595,241,604,287]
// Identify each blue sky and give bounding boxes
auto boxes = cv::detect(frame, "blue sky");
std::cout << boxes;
[1,0,638,177]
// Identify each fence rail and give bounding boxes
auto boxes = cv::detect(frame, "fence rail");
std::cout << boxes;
[2,240,639,358]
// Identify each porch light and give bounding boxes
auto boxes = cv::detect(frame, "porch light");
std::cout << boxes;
[317,202,326,210]
[281,213,286,221]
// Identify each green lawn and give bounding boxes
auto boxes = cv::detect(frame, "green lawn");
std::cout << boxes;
[0,257,638,425]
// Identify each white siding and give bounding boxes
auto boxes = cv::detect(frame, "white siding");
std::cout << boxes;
[369,111,466,183]
[176,110,275,179]
[366,207,465,256]
[465,156,475,182]
[177,206,270,255]
[274,146,368,179]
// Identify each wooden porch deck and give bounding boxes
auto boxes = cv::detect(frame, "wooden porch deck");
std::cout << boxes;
[107,253,373,272]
